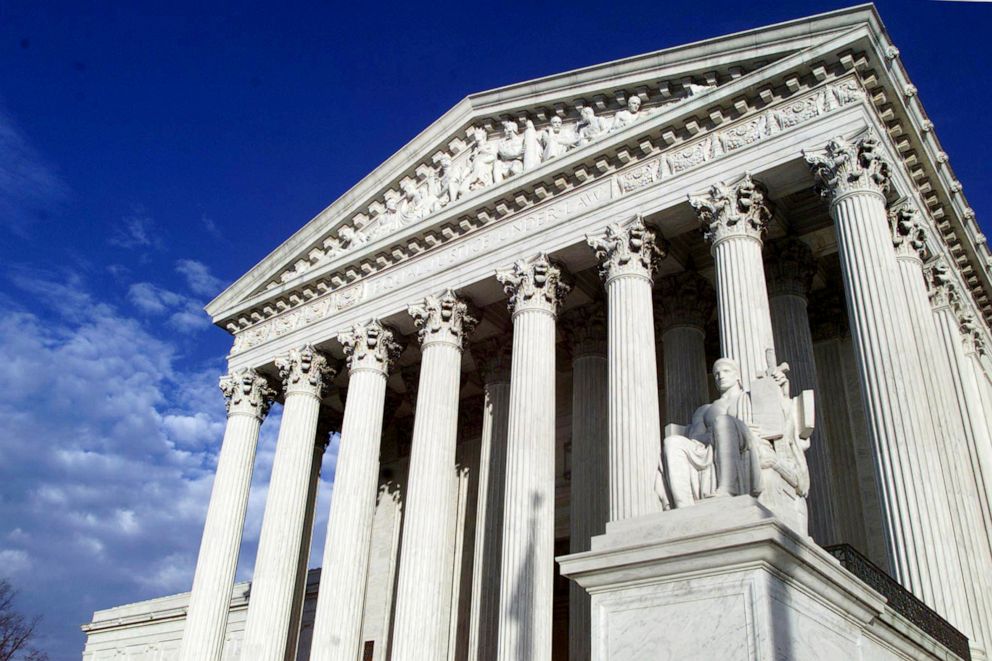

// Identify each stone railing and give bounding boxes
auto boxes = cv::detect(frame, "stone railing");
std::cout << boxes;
[824,544,971,660]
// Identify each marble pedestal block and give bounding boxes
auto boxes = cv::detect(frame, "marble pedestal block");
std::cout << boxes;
[558,497,962,661]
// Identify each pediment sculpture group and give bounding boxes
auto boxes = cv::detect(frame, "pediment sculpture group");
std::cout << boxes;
[658,352,815,529]
[315,84,717,266]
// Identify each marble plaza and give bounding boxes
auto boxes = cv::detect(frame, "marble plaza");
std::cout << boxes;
[83,5,992,660]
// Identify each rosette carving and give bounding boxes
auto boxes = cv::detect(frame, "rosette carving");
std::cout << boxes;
[219,368,277,420]
[338,319,404,374]
[275,344,337,398]
[586,216,668,282]
[407,289,478,349]
[765,237,817,298]
[688,173,773,245]
[804,130,892,200]
[654,270,715,332]
[888,204,930,262]
[496,252,573,317]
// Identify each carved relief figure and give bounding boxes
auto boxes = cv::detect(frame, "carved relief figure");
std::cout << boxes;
[576,106,609,145]
[464,127,498,192]
[658,355,814,529]
[437,154,465,205]
[495,121,525,183]
[537,115,577,161]
[611,95,649,132]
[399,180,427,223]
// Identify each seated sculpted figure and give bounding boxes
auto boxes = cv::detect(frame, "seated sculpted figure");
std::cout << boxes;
[658,355,814,530]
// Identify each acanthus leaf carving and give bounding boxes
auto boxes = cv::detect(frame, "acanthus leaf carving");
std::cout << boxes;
[275,344,337,398]
[925,258,958,311]
[689,172,773,245]
[338,319,404,375]
[889,204,930,263]
[764,237,817,298]
[559,301,607,356]
[407,289,478,349]
[496,252,573,317]
[219,368,277,420]
[654,270,715,332]
[803,129,892,200]
[586,215,668,282]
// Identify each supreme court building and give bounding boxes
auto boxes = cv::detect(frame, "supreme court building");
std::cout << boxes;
[83,5,992,660]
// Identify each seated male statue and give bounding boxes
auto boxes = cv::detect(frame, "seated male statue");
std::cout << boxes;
[657,355,814,531]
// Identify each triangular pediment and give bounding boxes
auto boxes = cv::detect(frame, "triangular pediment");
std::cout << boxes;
[206,3,992,340]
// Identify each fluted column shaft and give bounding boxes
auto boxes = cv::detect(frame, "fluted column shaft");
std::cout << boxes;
[661,326,709,424]
[690,174,775,387]
[287,432,327,656]
[392,291,477,661]
[587,218,667,520]
[243,346,335,660]
[560,306,608,661]
[931,293,992,535]
[805,133,948,610]
[180,370,274,661]
[893,244,972,638]
[766,237,837,545]
[495,254,571,661]
[655,271,715,426]
[468,342,511,661]
[311,321,401,661]
[769,291,837,543]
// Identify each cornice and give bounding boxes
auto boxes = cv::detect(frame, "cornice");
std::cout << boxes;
[206,10,879,322]
[228,73,868,357]
[213,9,992,359]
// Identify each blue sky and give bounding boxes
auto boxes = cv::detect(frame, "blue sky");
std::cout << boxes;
[1,1,990,657]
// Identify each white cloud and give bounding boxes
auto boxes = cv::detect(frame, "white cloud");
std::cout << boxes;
[109,208,161,249]
[127,282,210,332]
[0,107,68,236]
[0,548,32,575]
[175,259,226,297]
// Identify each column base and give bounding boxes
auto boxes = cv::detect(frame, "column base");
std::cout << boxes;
[558,497,968,661]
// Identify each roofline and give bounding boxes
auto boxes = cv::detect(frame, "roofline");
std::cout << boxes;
[206,4,882,320]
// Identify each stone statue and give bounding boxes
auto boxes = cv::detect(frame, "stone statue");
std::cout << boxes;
[522,120,542,171]
[611,95,650,132]
[495,121,525,183]
[464,127,498,192]
[576,106,609,145]
[399,180,427,223]
[535,116,577,161]
[437,154,464,205]
[657,354,814,532]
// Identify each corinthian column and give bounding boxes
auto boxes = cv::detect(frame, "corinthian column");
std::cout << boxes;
[243,346,336,660]
[928,261,992,535]
[689,173,775,386]
[560,304,608,661]
[310,320,403,661]
[587,218,667,518]
[391,291,478,661]
[764,237,838,545]
[180,369,275,661]
[495,253,572,661]
[654,270,714,425]
[467,338,512,661]
[804,131,950,611]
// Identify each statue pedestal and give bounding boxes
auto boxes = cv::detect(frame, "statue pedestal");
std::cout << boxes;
[558,497,963,660]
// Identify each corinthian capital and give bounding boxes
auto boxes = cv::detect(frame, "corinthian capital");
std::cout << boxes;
[219,368,277,420]
[408,289,478,349]
[654,270,715,332]
[888,204,930,263]
[586,216,668,283]
[688,173,773,246]
[338,319,404,375]
[496,252,573,317]
[960,312,987,357]
[560,302,607,356]
[765,237,817,299]
[472,336,513,384]
[924,259,959,311]
[803,130,892,201]
[276,345,337,398]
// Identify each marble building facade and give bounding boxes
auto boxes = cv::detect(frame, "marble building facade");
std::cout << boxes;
[83,6,992,660]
